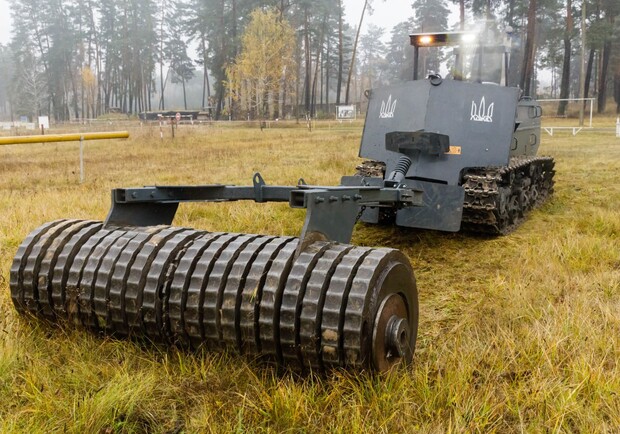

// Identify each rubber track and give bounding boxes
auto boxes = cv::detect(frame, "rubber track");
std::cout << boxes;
[461,156,555,234]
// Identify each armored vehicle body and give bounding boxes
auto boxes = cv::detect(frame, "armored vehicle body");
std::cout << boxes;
[349,31,555,235]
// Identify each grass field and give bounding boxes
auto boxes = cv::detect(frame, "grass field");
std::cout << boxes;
[0,121,619,432]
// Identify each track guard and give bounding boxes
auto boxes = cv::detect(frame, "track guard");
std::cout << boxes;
[395,180,464,232]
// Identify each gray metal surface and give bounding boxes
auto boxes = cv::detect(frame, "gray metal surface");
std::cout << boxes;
[341,175,464,232]
[395,180,465,232]
[359,79,520,185]
[512,98,542,157]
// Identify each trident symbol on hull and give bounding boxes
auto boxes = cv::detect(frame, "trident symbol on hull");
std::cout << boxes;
[470,96,494,122]
[379,95,397,119]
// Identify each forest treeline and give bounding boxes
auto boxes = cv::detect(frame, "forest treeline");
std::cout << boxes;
[0,0,618,122]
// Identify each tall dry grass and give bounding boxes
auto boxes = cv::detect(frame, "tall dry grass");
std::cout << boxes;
[0,121,618,432]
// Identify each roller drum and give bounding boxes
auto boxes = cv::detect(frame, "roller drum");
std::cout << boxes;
[10,220,418,372]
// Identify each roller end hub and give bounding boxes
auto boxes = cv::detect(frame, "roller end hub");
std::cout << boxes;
[386,315,409,358]
[370,262,417,372]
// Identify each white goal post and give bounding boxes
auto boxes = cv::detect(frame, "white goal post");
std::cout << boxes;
[537,98,594,136]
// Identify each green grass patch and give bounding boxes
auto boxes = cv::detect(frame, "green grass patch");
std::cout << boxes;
[0,122,619,432]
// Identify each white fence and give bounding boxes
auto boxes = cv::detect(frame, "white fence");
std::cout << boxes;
[0,122,36,131]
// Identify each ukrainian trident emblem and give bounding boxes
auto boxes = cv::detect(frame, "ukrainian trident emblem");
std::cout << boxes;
[379,95,397,119]
[470,96,494,123]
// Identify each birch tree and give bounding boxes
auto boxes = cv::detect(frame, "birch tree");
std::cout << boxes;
[227,9,296,120]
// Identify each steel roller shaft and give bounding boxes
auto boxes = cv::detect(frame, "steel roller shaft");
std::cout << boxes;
[10,220,418,373]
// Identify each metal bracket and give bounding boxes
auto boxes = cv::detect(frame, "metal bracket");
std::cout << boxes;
[104,173,422,252]
[253,172,266,202]
[290,189,360,254]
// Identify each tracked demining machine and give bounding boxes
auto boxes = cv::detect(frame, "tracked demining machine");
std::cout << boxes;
[9,31,554,373]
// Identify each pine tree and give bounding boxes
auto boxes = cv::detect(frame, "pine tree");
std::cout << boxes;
[0,44,14,116]
[384,19,415,84]
[359,24,387,90]
[411,0,450,77]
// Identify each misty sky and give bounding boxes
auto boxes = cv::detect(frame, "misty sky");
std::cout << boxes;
[0,0,417,45]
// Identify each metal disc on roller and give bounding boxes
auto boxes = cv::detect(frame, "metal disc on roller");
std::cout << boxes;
[279,241,331,369]
[298,244,353,371]
[63,227,114,325]
[184,233,241,349]
[320,247,371,368]
[167,233,224,347]
[201,234,259,346]
[160,231,205,342]
[257,240,299,364]
[20,220,79,314]
[72,229,131,329]
[36,220,99,319]
[107,226,169,336]
[342,249,418,370]
[237,237,294,355]
[92,231,142,331]
[10,220,70,313]
[141,228,202,341]
[218,236,274,351]
[50,221,103,319]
